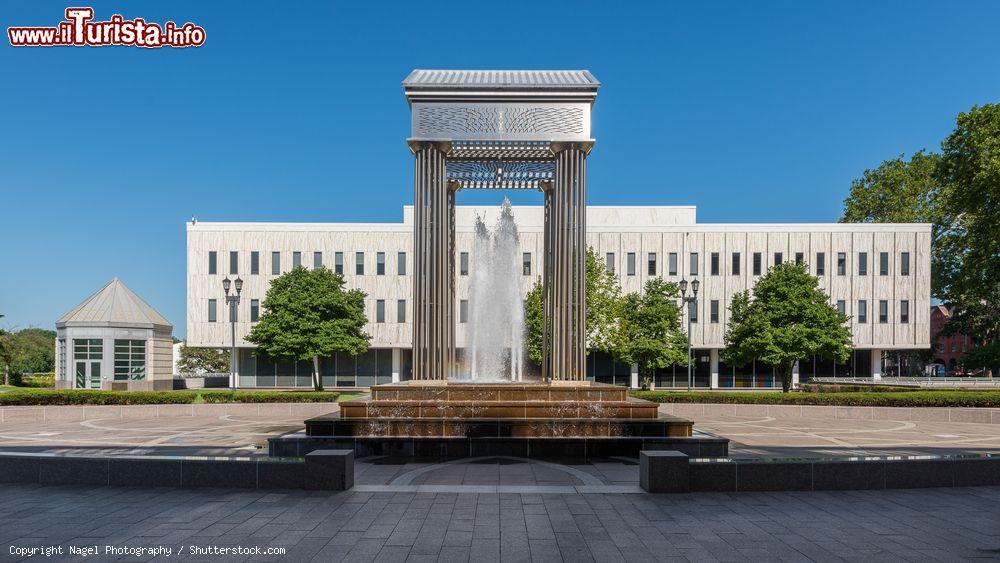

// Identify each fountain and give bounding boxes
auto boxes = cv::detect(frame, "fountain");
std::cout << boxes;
[463,199,524,382]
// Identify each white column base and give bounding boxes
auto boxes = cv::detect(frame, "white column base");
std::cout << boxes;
[872,349,883,380]
[709,349,719,389]
[391,348,401,383]
[630,363,639,389]
[792,360,800,389]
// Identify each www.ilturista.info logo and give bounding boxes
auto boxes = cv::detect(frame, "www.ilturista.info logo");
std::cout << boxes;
[8,7,205,48]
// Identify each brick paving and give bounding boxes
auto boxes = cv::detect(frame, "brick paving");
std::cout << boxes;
[1,483,998,561]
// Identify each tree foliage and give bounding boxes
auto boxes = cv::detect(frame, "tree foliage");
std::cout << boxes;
[176,345,230,375]
[0,320,55,385]
[612,278,689,381]
[523,248,624,364]
[246,267,370,390]
[841,103,1000,351]
[723,262,852,392]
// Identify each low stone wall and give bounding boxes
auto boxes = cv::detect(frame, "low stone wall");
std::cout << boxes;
[659,403,1000,424]
[0,402,337,424]
[641,450,1000,493]
[0,449,353,490]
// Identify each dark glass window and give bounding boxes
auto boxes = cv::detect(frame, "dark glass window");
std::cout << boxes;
[879,252,889,276]
[334,252,343,275]
[250,251,259,275]
[816,252,825,276]
[397,252,407,275]
[292,251,301,269]
[795,252,804,265]
[837,300,846,316]
[208,299,217,323]
[627,253,636,276]
[774,252,783,266]
[688,301,698,323]
[858,252,868,276]
[376,252,385,275]
[459,300,468,323]
[376,300,385,323]
[397,299,406,323]
[522,253,531,276]
[355,252,364,275]
[879,300,888,323]
[605,252,615,273]
[229,251,238,275]
[314,251,323,270]
[900,300,909,324]
[460,252,469,276]
[251,299,260,322]
[648,252,657,276]
[208,251,217,275]
[753,252,762,275]
[837,252,847,275]
[690,252,699,276]
[858,300,867,323]
[710,300,719,323]
[731,252,740,275]
[710,252,720,275]
[901,252,910,276]
[271,251,280,275]
[668,252,677,276]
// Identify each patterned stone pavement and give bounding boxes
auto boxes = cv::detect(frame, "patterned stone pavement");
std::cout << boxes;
[1,483,998,562]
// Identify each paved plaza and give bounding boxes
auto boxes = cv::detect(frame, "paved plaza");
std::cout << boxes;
[1,482,999,562]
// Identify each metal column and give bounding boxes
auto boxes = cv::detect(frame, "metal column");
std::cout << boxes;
[411,141,455,380]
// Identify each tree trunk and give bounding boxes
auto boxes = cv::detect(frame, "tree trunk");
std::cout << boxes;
[781,362,794,393]
[3,363,8,387]
[312,356,323,392]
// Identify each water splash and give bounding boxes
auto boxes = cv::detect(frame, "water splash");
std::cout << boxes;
[457,198,525,382]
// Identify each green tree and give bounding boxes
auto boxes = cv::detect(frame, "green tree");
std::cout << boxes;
[723,262,852,392]
[612,278,689,383]
[0,315,16,386]
[841,150,943,225]
[962,342,1000,375]
[176,345,230,374]
[935,103,1000,345]
[523,248,624,364]
[246,267,370,390]
[10,328,56,374]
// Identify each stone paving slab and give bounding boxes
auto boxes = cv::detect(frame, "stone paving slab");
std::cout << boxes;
[0,484,997,561]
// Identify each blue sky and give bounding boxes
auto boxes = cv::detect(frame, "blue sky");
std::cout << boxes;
[2,1,998,337]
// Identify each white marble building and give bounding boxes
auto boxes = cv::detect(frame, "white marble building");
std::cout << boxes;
[186,205,931,389]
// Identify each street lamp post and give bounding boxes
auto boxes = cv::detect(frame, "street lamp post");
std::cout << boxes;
[222,276,243,389]
[679,278,700,391]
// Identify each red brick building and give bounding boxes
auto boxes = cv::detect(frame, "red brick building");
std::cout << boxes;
[930,305,971,372]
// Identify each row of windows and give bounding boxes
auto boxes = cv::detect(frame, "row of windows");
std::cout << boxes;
[459,252,534,276]
[208,298,408,324]
[606,251,913,277]
[208,251,408,276]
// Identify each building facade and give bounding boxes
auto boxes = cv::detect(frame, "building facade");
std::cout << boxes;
[930,305,971,372]
[186,206,931,389]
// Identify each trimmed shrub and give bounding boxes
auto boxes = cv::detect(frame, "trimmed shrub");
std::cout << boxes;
[17,373,55,388]
[631,390,1000,408]
[0,389,343,406]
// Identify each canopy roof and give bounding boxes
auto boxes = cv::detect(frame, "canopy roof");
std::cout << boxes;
[56,278,172,331]
[403,69,600,90]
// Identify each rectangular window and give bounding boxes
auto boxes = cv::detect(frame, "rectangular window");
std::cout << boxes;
[668,253,678,276]
[753,252,762,276]
[858,252,868,276]
[710,300,719,323]
[837,252,847,275]
[688,301,698,323]
[858,300,867,323]
[397,299,406,323]
[627,253,636,276]
[376,300,385,323]
[816,252,826,276]
[73,338,103,359]
[523,253,531,276]
[901,252,910,276]
[292,251,301,269]
[334,252,344,275]
[271,251,280,275]
[251,299,260,322]
[900,300,909,324]
[355,252,364,275]
[230,251,238,275]
[113,339,146,381]
[376,252,385,275]
[879,300,888,323]
[397,252,406,275]
[605,252,615,274]
[648,252,657,276]
[459,299,468,323]
[208,251,217,275]
[460,252,469,276]
[795,252,804,265]
[774,252,783,266]
[879,252,889,276]
[690,252,699,276]
[250,251,259,275]
[313,251,322,270]
[208,299,217,323]
[731,253,740,276]
[710,252,720,276]
[837,300,846,316]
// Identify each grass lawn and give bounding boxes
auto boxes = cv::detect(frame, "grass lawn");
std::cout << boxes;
[0,388,364,406]
[631,389,1000,408]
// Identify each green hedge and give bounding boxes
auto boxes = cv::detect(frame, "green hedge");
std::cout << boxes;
[17,373,55,388]
[630,390,1000,408]
[0,389,346,406]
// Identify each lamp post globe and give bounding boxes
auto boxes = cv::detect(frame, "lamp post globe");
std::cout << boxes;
[222,277,231,294]
[234,277,244,294]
